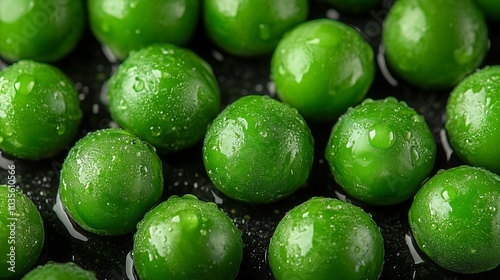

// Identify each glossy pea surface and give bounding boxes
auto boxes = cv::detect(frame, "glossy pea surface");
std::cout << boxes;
[382,0,488,89]
[0,185,44,279]
[0,0,84,62]
[325,0,383,14]
[326,97,436,205]
[204,0,308,56]
[203,95,314,204]
[22,262,96,280]
[59,128,163,236]
[0,60,82,160]
[409,166,500,274]
[269,197,384,280]
[133,194,243,280]
[88,0,200,60]
[272,19,375,121]
[446,66,500,174]
[108,44,220,153]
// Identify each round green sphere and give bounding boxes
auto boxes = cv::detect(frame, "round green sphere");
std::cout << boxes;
[204,0,309,56]
[0,0,84,62]
[133,194,243,280]
[59,128,163,236]
[22,262,96,280]
[0,60,82,160]
[271,19,375,121]
[409,166,500,274]
[88,0,200,60]
[269,197,384,280]
[0,185,44,279]
[382,0,488,89]
[446,66,500,174]
[326,97,436,205]
[203,95,314,204]
[108,43,220,153]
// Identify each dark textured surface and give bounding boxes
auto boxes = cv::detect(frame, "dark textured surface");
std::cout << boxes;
[1,0,500,279]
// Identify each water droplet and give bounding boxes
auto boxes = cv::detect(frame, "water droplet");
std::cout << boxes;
[0,136,3,143]
[133,76,145,92]
[52,91,66,113]
[117,99,127,110]
[56,124,66,136]
[150,126,161,137]
[430,223,437,230]
[258,24,271,40]
[259,131,267,137]
[139,165,148,177]
[200,229,207,236]
[14,74,35,95]
[489,206,497,213]
[368,124,395,149]
[412,115,422,123]
[346,139,355,148]
[410,146,420,163]
[441,187,457,202]
[405,131,412,140]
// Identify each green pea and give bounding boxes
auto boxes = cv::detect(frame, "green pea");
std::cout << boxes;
[204,0,308,56]
[22,262,96,280]
[0,0,84,62]
[326,97,436,205]
[59,128,163,236]
[0,60,82,160]
[446,66,500,175]
[0,185,44,279]
[203,95,314,204]
[409,166,500,274]
[133,194,243,280]
[269,197,384,280]
[271,19,375,121]
[382,0,488,89]
[107,43,220,153]
[88,0,200,60]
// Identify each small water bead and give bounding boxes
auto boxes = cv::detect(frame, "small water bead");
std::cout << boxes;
[368,124,395,150]
[14,74,35,95]
[56,124,66,136]
[150,126,162,137]
[441,186,457,202]
[117,99,128,110]
[133,76,145,92]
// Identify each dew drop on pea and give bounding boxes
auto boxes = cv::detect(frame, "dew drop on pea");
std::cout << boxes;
[56,124,66,136]
[14,74,35,95]
[410,146,420,164]
[150,126,162,137]
[441,186,457,202]
[133,76,145,92]
[0,136,3,144]
[368,124,395,150]
[117,99,128,110]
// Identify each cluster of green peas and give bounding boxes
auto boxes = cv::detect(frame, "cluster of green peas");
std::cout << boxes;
[1,0,500,279]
